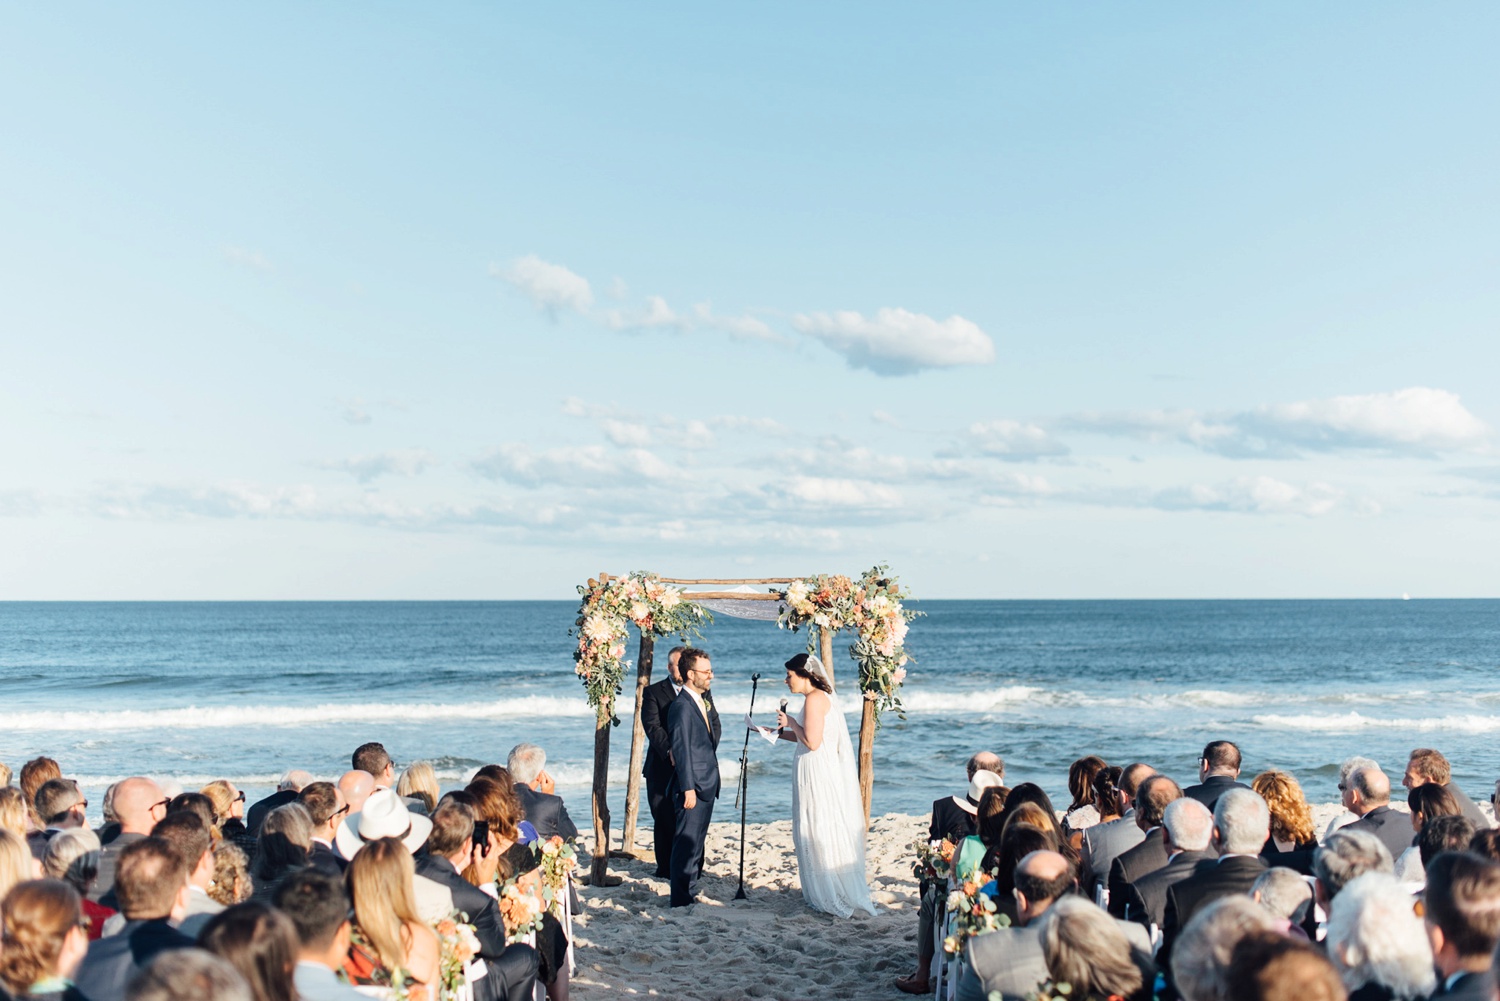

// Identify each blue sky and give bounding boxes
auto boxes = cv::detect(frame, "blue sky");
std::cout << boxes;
[2,5,1497,599]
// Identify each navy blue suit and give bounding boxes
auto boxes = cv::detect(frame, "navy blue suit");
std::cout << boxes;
[667,688,721,906]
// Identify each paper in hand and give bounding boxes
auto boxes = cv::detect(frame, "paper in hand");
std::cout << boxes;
[750,722,778,744]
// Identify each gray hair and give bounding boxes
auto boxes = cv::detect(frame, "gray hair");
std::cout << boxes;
[1037,896,1143,1000]
[43,827,102,891]
[1252,866,1312,922]
[262,803,313,851]
[1339,756,1379,787]
[1173,895,1279,1001]
[508,744,547,787]
[1349,765,1391,805]
[1327,872,1436,999]
[1314,829,1394,900]
[1213,788,1270,855]
[278,769,313,793]
[102,782,120,825]
[127,949,253,1001]
[1163,797,1214,852]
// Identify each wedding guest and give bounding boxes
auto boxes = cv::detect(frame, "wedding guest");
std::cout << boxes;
[1251,770,1318,874]
[27,780,87,861]
[1224,931,1346,1001]
[296,782,348,876]
[1419,816,1477,872]
[987,823,1059,925]
[463,777,523,881]
[41,829,114,940]
[72,838,195,1001]
[200,902,301,1001]
[1324,871,1435,1001]
[508,745,579,841]
[1001,784,1077,867]
[1248,867,1312,932]
[1468,828,1500,864]
[1326,757,1380,838]
[1115,797,1215,929]
[0,831,35,905]
[1108,774,1183,917]
[98,784,122,845]
[333,789,451,922]
[1393,783,1461,882]
[1184,741,1250,810]
[1038,897,1151,1001]
[396,762,439,814]
[1081,762,1153,898]
[124,949,252,1001]
[342,837,440,1000]
[1160,789,1271,965]
[954,785,1007,881]
[336,771,375,816]
[248,804,311,905]
[1340,767,1411,863]
[0,879,91,1000]
[95,778,169,904]
[208,843,252,908]
[163,794,216,841]
[1171,896,1278,1001]
[1313,830,1394,914]
[1090,766,1126,831]
[19,759,61,832]
[202,780,253,855]
[1402,748,1488,830]
[957,849,1076,1001]
[1420,852,1500,1000]
[273,870,367,1001]
[352,743,422,812]
[1061,756,1108,843]
[640,645,687,877]
[1,788,29,837]
[0,762,10,787]
[245,770,312,838]
[150,811,222,937]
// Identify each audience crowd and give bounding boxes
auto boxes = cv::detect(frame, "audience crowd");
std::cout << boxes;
[0,742,582,1001]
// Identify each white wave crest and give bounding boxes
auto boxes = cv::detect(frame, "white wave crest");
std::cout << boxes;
[1253,712,1500,734]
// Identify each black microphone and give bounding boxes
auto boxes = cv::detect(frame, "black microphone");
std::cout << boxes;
[779,698,789,735]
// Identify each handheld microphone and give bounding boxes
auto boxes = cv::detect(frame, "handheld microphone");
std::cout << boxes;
[779,698,789,734]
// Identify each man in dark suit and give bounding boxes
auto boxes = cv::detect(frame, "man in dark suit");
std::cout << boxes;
[1423,852,1500,1000]
[1404,748,1491,832]
[416,799,540,1001]
[1182,740,1250,811]
[1160,787,1270,969]
[667,647,721,907]
[1081,762,1155,898]
[1107,774,1182,917]
[246,769,312,837]
[509,743,580,840]
[1117,797,1216,929]
[641,644,687,877]
[73,837,195,1001]
[1343,765,1416,862]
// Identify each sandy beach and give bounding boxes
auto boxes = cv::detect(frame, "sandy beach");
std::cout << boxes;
[569,801,1390,1001]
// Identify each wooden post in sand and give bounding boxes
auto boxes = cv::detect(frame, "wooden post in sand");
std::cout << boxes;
[819,626,835,689]
[621,632,654,853]
[857,698,876,827]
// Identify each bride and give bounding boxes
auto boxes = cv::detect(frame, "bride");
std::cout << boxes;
[773,652,877,918]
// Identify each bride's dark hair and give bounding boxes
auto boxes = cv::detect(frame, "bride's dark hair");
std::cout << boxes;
[783,653,833,695]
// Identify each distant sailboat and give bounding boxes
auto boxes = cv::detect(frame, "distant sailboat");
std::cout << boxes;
[1401,592,1411,601]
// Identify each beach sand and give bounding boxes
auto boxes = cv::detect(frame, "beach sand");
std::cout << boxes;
[570,802,1366,1001]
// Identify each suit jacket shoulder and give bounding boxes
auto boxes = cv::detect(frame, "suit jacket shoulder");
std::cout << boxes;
[965,926,1047,1001]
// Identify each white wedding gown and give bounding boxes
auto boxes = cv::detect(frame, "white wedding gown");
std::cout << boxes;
[791,691,877,917]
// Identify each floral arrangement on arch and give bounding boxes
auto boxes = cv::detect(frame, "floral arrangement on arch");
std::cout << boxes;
[776,564,919,722]
[943,877,1010,956]
[572,571,708,725]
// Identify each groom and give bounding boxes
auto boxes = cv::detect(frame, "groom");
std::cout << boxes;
[667,647,721,907]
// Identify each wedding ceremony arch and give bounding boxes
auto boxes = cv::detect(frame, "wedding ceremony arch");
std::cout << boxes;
[570,568,918,884]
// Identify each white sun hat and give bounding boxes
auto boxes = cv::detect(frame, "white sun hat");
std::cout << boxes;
[334,787,433,859]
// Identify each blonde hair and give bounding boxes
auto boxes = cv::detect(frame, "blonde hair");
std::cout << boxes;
[0,879,82,995]
[347,837,421,973]
[0,788,28,838]
[397,762,440,814]
[200,781,238,822]
[0,762,11,787]
[1251,770,1316,846]
[0,831,31,902]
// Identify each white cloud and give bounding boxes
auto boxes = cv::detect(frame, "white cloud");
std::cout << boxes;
[690,303,782,342]
[604,295,688,333]
[471,443,678,488]
[320,449,439,484]
[600,419,653,447]
[223,246,272,272]
[492,255,594,315]
[791,307,995,376]
[1148,476,1360,516]
[774,476,904,509]
[968,420,1070,461]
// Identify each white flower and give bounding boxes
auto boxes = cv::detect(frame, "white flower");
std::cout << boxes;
[658,589,680,609]
[630,600,650,622]
[582,615,615,642]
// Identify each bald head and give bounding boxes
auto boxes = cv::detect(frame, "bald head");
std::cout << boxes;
[1014,850,1075,925]
[114,777,166,836]
[967,752,1004,781]
[1347,765,1390,816]
[338,770,375,813]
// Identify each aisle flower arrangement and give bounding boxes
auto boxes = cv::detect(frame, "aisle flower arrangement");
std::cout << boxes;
[496,879,545,945]
[535,835,580,918]
[910,837,955,883]
[433,914,481,1001]
[942,878,1010,956]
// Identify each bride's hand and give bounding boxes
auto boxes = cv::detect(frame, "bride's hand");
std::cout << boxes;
[776,710,791,729]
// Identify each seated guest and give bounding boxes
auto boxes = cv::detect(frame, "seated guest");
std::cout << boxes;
[1160,788,1271,965]
[1341,767,1412,863]
[200,902,301,1001]
[342,837,440,1000]
[1469,828,1500,864]
[1038,897,1153,1001]
[1418,816,1477,876]
[954,786,1007,881]
[208,843,252,908]
[1251,770,1318,874]
[397,762,440,814]
[352,743,422,813]
[296,782,348,876]
[248,804,311,905]
[162,794,216,840]
[0,761,9,787]
[150,811,222,937]
[0,879,92,1000]
[1249,867,1312,935]
[1,787,30,838]
[1395,784,1462,882]
[274,870,369,1001]
[1183,741,1250,810]
[1313,830,1394,915]
[334,789,451,922]
[1420,852,1500,1001]
[1089,766,1126,831]
[1061,756,1108,844]
[1108,774,1183,917]
[1117,797,1215,930]
[508,745,578,841]
[124,949,252,1001]
[1224,931,1346,1001]
[336,772,375,816]
[245,770,312,838]
[42,829,114,940]
[987,823,1060,926]
[0,829,32,905]
[1326,757,1380,839]
[1171,896,1278,1001]
[1000,784,1077,868]
[1324,872,1435,1001]
[28,779,88,861]
[19,759,62,833]
[201,781,253,856]
[1402,748,1488,830]
[72,838,195,1001]
[1081,762,1153,898]
[931,753,1005,846]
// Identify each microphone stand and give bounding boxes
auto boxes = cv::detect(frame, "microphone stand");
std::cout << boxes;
[734,672,761,901]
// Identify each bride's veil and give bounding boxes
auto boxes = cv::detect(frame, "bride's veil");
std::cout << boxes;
[802,653,836,694]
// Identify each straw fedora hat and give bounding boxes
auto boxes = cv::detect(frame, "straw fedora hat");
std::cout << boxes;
[334,787,432,859]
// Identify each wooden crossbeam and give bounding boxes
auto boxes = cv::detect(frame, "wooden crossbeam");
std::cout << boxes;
[658,577,801,585]
[678,591,784,601]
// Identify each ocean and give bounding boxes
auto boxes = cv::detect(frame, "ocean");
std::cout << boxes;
[2,600,1498,827]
